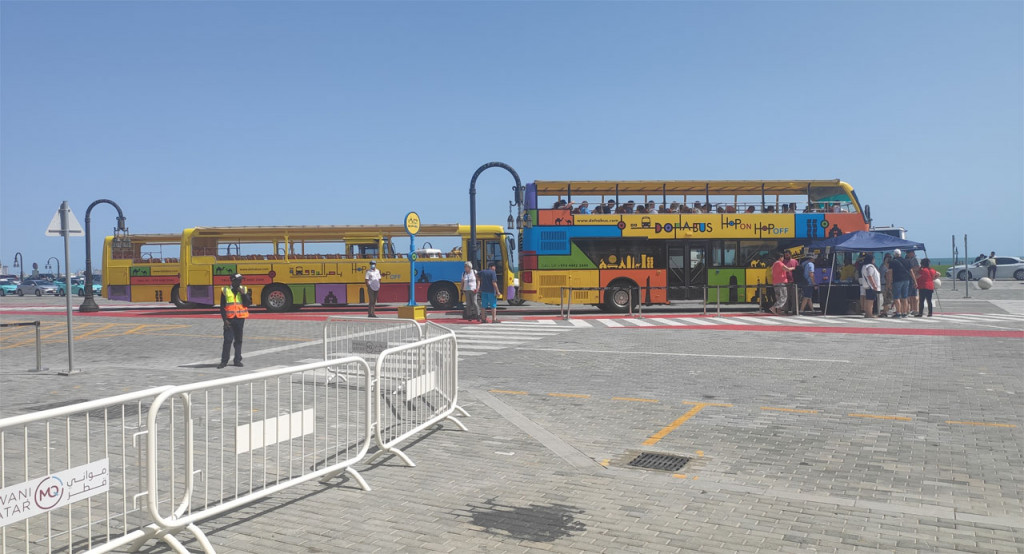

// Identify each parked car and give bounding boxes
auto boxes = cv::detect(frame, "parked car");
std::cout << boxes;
[16,279,60,296]
[945,256,1024,281]
[56,278,102,296]
[0,279,18,296]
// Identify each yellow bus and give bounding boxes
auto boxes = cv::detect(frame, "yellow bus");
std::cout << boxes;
[516,180,871,311]
[178,224,515,312]
[101,233,186,305]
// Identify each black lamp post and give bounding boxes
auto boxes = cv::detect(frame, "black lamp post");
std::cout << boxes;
[80,199,128,313]
[46,257,61,280]
[13,252,24,282]
[469,162,523,270]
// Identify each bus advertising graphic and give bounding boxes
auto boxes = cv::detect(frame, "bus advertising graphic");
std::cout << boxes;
[517,180,870,311]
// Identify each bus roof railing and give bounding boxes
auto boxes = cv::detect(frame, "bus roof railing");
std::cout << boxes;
[183,223,506,240]
[532,180,848,196]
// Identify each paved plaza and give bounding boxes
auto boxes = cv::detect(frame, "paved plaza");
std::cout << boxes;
[2,282,1022,552]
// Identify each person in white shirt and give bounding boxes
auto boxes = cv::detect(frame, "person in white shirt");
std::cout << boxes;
[364,261,381,317]
[461,262,480,322]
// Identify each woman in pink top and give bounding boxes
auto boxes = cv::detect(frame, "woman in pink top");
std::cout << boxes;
[770,252,792,315]
[915,258,939,317]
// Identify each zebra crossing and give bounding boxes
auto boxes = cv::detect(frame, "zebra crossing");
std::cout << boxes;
[441,321,576,360]
[516,312,1024,329]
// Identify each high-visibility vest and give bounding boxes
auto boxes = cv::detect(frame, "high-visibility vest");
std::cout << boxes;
[223,286,249,319]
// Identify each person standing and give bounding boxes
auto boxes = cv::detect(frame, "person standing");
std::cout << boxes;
[770,252,792,315]
[219,274,251,368]
[461,262,480,322]
[783,250,799,314]
[798,253,817,314]
[477,262,499,323]
[915,258,939,317]
[987,251,997,280]
[889,249,912,318]
[861,254,881,318]
[365,260,381,317]
[905,250,920,315]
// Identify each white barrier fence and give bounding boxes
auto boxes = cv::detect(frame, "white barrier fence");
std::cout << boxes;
[145,357,373,552]
[0,387,173,553]
[321,318,467,467]
[1,321,464,553]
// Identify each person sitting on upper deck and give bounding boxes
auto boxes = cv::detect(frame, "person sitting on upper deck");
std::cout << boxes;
[666,201,679,213]
[691,201,703,214]
[788,202,797,213]
[765,205,776,213]
[553,199,568,209]
[573,200,590,214]
[636,204,648,214]
[646,200,656,213]
[745,205,756,213]
[715,204,725,213]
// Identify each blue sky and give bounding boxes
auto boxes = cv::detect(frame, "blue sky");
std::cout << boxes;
[2,1,1021,276]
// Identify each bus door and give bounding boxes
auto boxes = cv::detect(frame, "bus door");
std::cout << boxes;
[667,242,707,300]
[473,239,506,290]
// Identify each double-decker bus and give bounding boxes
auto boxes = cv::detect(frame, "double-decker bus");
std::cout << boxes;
[516,180,870,311]
[101,233,186,305]
[178,224,515,312]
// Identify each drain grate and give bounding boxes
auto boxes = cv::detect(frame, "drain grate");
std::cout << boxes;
[627,452,691,472]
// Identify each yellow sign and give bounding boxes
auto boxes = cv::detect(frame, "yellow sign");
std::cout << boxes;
[404,212,420,235]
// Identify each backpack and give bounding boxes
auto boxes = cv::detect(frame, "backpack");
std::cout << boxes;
[794,261,809,285]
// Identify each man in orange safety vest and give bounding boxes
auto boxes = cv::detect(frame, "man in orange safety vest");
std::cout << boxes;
[219,273,252,368]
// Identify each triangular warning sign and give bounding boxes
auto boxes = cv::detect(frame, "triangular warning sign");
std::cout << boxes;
[45,206,84,236]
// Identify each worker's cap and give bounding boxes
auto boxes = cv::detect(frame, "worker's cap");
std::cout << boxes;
[369,261,376,266]
[893,249,901,256]
[231,273,243,281]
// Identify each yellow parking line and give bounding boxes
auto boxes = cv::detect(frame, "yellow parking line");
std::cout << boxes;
[548,393,590,399]
[762,407,819,413]
[644,402,731,445]
[849,413,912,421]
[946,420,1017,428]
[489,390,527,395]
[613,397,659,403]
[75,323,119,339]
[683,400,733,407]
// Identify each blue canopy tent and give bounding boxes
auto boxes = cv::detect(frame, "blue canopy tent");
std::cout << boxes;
[808,231,928,316]
[808,230,925,252]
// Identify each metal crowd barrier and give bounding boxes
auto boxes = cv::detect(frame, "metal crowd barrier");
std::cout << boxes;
[144,357,373,552]
[0,321,44,373]
[559,284,784,320]
[2,321,466,553]
[370,323,465,467]
[0,386,173,554]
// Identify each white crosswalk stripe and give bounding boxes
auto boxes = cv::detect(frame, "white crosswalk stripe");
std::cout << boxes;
[559,311,1024,329]
[442,322,575,360]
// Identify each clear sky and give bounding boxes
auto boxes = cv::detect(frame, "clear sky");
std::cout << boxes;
[2,1,1021,276]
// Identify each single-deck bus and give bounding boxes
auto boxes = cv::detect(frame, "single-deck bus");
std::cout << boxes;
[516,180,870,311]
[101,233,186,305]
[178,224,515,312]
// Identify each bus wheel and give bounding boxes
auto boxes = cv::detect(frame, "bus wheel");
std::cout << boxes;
[603,279,638,313]
[263,284,293,312]
[170,285,198,308]
[428,282,458,310]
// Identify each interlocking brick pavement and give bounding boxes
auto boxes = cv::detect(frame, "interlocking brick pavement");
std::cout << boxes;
[1,287,1022,552]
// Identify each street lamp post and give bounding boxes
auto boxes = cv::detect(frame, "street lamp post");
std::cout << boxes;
[80,199,128,313]
[468,162,523,269]
[13,252,24,282]
[46,257,61,280]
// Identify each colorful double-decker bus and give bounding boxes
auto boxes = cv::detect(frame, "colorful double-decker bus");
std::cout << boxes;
[516,180,870,311]
[178,224,515,312]
[101,233,186,305]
